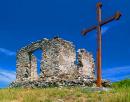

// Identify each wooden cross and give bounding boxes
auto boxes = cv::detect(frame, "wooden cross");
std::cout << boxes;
[81,2,121,87]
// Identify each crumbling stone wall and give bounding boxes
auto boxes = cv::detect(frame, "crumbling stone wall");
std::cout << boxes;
[40,38,77,81]
[30,54,38,81]
[16,51,30,81]
[77,49,95,79]
[16,39,45,82]
[16,37,95,83]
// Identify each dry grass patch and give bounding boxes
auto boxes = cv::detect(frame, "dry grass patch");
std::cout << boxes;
[0,85,130,102]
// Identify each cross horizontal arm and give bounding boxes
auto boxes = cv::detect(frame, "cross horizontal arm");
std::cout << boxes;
[81,12,121,35]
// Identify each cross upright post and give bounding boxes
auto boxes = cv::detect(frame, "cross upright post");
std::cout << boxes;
[96,2,102,87]
[81,2,121,87]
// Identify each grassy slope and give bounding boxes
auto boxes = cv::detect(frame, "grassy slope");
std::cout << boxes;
[0,79,130,102]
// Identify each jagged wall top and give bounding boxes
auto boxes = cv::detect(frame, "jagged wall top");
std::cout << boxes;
[18,37,75,54]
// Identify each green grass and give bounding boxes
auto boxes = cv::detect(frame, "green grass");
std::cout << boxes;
[112,78,130,88]
[0,79,130,102]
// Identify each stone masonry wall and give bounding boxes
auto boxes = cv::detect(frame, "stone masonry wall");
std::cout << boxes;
[30,54,38,81]
[16,51,31,81]
[16,37,95,84]
[77,49,95,79]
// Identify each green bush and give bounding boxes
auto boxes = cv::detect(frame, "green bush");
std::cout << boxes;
[112,79,130,88]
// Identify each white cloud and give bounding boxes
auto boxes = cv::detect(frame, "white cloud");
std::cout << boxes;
[0,48,16,56]
[101,26,109,34]
[102,66,130,82]
[0,68,16,83]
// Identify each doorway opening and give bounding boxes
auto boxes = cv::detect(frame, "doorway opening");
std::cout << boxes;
[33,49,43,76]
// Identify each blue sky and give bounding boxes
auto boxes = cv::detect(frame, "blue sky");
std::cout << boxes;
[0,0,130,88]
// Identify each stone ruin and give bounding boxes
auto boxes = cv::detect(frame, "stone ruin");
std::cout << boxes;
[10,37,110,88]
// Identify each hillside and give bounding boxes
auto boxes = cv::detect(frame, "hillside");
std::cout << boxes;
[0,79,130,102]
